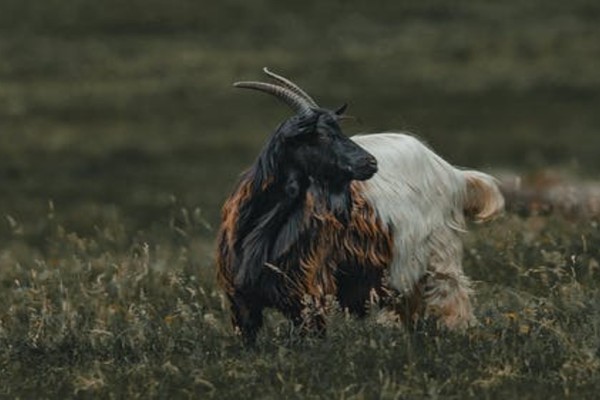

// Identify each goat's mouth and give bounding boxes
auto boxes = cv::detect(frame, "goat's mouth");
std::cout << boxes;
[351,156,378,181]
[353,168,377,181]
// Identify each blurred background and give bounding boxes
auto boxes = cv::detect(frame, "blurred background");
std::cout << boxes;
[1,0,599,241]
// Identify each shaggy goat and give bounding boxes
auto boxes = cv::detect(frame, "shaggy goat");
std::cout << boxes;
[216,70,383,343]
[216,69,504,342]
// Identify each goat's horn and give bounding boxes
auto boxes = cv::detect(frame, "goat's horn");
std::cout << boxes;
[262,67,319,108]
[233,81,313,115]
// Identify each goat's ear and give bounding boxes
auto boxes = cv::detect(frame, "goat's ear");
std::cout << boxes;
[281,112,319,139]
[334,103,348,116]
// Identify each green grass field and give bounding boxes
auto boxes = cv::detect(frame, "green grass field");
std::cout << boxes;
[1,0,600,398]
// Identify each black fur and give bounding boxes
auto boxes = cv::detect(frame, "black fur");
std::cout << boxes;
[219,108,378,343]
[232,110,376,289]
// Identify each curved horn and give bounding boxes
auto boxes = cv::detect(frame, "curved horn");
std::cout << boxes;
[233,81,313,115]
[262,67,319,108]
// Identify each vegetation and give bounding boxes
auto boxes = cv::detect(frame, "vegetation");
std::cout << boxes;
[1,0,600,398]
[2,210,600,398]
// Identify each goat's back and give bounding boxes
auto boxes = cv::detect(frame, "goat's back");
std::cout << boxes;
[351,133,503,292]
[352,133,468,227]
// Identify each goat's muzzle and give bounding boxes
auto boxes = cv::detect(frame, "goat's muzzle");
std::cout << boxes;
[352,155,378,181]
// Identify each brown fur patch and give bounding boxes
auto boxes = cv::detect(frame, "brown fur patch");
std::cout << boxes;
[338,182,394,269]
[215,178,253,295]
[299,190,343,298]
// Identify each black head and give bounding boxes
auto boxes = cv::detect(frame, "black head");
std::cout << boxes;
[234,69,378,190]
[283,108,377,187]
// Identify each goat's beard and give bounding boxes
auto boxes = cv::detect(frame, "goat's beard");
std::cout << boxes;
[329,190,352,224]
[309,178,352,225]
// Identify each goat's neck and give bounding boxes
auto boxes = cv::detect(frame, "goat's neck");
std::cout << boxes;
[232,168,352,288]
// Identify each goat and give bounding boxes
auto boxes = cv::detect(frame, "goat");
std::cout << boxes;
[216,69,384,343]
[350,133,504,329]
[216,69,504,343]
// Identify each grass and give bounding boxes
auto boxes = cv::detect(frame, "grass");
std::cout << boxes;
[1,0,600,398]
[1,211,600,398]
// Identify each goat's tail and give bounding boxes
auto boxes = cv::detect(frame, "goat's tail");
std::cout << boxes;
[462,170,505,222]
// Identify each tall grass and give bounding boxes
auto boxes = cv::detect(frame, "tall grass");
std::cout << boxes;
[1,211,600,398]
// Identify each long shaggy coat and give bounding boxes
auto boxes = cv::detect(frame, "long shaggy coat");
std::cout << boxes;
[353,133,504,328]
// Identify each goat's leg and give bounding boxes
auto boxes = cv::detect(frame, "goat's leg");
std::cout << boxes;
[335,264,385,318]
[229,292,264,344]
[284,296,326,338]
[417,233,475,330]
[421,271,475,330]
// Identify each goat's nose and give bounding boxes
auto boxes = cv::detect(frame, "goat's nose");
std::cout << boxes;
[366,155,378,172]
[367,155,377,168]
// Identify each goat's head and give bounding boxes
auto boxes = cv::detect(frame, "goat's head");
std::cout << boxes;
[234,68,378,193]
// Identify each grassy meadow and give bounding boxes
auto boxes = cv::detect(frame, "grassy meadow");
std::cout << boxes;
[1,0,600,398]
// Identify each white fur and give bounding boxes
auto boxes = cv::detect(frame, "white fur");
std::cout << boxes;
[351,133,504,328]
